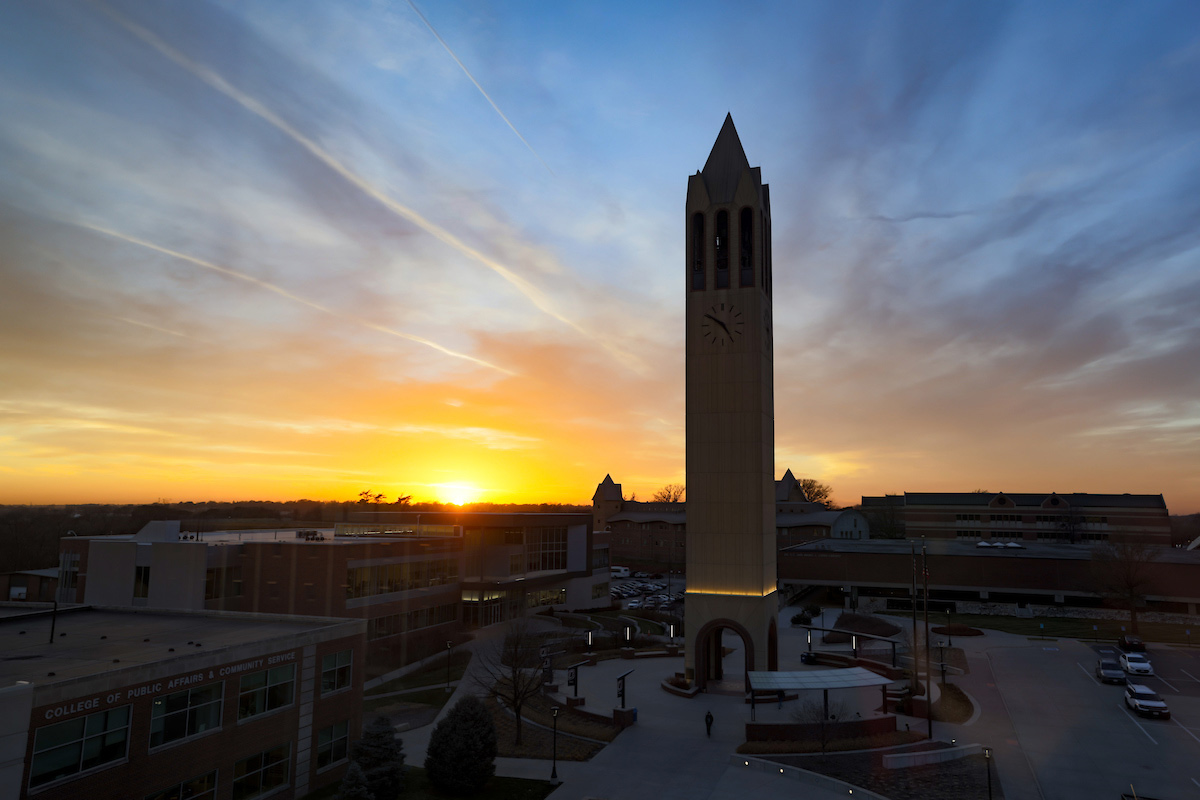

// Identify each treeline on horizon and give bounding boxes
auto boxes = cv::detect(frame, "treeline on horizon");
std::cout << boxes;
[0,499,590,576]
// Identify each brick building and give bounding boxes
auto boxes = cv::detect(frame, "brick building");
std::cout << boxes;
[0,606,364,800]
[778,537,1200,616]
[859,491,1172,545]
[56,513,608,672]
[595,471,859,571]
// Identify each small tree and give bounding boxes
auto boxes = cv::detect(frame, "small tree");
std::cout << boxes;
[651,484,685,503]
[798,478,833,506]
[425,695,497,794]
[472,620,546,745]
[338,762,375,800]
[353,717,405,800]
[1091,539,1159,634]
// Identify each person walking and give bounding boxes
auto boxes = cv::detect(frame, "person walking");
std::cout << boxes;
[705,710,714,737]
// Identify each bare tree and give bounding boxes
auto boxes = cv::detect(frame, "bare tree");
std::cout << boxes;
[798,478,833,506]
[471,620,546,745]
[1091,539,1159,634]
[790,696,848,753]
[651,484,685,503]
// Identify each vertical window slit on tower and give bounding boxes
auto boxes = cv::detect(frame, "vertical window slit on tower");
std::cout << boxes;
[692,212,705,290]
[739,207,753,287]
[715,210,729,288]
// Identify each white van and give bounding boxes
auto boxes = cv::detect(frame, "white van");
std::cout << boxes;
[610,566,631,579]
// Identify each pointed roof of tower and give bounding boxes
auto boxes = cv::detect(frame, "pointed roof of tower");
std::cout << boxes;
[593,474,623,503]
[701,113,751,204]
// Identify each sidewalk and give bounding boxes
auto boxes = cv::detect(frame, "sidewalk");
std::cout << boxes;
[384,609,922,800]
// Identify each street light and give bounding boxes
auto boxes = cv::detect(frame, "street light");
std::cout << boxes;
[984,747,992,800]
[445,641,452,693]
[551,707,560,782]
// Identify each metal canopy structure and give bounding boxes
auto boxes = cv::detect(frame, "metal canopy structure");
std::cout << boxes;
[747,667,892,692]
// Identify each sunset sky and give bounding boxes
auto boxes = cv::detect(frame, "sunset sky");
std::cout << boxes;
[1,1,1198,512]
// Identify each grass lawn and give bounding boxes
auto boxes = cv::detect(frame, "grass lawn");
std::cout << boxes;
[367,651,474,696]
[301,766,554,800]
[364,686,457,715]
[486,697,611,761]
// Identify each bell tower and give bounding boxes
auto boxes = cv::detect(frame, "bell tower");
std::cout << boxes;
[684,114,778,686]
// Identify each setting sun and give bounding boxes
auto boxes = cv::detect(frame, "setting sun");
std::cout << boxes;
[431,483,483,506]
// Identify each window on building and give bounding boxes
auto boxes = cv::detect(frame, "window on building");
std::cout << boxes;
[592,581,610,599]
[714,210,729,287]
[320,650,352,695]
[739,207,753,287]
[502,528,524,545]
[58,553,80,594]
[316,721,349,770]
[509,554,523,575]
[238,666,295,720]
[145,770,218,800]
[691,212,705,290]
[150,683,223,748]
[206,566,245,599]
[133,566,151,599]
[232,744,290,800]
[591,549,610,570]
[30,706,131,788]
[525,526,567,572]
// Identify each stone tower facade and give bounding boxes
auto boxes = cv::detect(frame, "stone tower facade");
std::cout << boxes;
[684,114,778,685]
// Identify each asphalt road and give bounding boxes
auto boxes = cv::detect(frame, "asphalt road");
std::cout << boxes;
[975,639,1200,800]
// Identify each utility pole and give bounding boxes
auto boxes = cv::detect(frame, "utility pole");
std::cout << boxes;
[923,538,932,741]
[910,541,918,694]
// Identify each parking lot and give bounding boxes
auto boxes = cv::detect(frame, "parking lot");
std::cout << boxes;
[978,638,1200,799]
[611,575,687,610]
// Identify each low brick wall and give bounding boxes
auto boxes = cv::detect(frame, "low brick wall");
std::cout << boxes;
[883,742,981,769]
[746,715,896,742]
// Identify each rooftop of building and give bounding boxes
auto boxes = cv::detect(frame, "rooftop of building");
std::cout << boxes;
[0,606,362,687]
[860,492,1168,510]
[780,537,1199,563]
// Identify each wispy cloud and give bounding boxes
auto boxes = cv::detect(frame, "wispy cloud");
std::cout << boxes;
[405,0,553,176]
[93,2,636,367]
[77,220,514,375]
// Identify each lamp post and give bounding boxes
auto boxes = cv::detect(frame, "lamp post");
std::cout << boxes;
[550,707,560,782]
[984,746,993,800]
[445,641,452,693]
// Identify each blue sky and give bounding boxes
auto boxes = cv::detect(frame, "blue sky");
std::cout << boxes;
[0,0,1198,511]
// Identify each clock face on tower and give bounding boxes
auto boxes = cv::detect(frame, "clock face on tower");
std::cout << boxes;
[700,302,744,347]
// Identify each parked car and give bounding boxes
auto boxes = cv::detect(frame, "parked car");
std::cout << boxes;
[1118,635,1146,652]
[1095,659,1127,684]
[1120,652,1154,676]
[634,571,651,578]
[627,600,641,609]
[1124,683,1170,719]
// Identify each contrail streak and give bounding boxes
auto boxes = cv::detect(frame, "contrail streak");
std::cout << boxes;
[405,0,554,176]
[92,4,611,352]
[80,222,515,375]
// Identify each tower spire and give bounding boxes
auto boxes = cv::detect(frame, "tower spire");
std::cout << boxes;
[701,113,750,203]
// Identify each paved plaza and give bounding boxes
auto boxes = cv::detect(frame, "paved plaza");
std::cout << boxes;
[391,607,1200,800]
